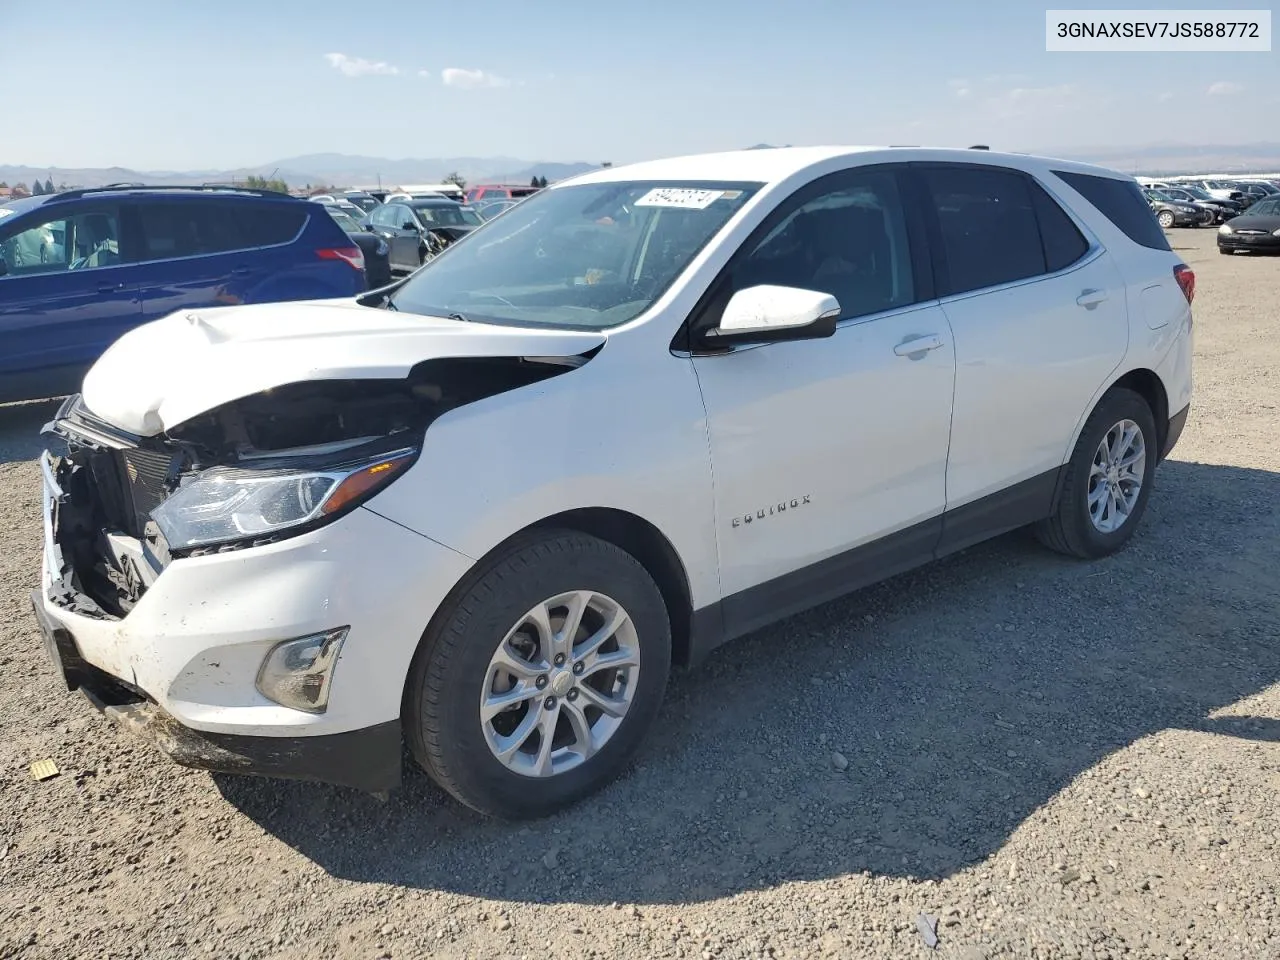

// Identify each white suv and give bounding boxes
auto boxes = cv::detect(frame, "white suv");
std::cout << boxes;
[33,147,1194,818]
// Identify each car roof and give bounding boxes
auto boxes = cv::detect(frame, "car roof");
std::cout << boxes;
[407,197,464,206]
[562,146,1132,189]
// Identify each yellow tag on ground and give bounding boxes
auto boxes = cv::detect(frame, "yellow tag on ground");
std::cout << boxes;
[29,759,59,781]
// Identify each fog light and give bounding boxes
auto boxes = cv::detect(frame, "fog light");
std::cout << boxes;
[256,628,348,714]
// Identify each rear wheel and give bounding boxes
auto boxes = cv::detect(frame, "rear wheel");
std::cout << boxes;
[1034,388,1158,560]
[404,530,671,819]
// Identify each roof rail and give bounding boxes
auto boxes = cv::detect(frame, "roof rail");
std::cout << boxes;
[44,183,298,204]
[969,144,991,150]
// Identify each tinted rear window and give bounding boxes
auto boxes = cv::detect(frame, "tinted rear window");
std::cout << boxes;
[133,200,306,260]
[232,204,307,246]
[1028,181,1090,272]
[1052,171,1170,251]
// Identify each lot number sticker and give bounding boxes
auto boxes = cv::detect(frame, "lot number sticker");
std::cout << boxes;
[634,188,724,209]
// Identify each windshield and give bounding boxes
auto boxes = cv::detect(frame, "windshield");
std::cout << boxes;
[412,204,483,228]
[1148,190,1176,203]
[344,195,379,212]
[388,181,760,329]
[1180,186,1212,200]
[326,209,362,233]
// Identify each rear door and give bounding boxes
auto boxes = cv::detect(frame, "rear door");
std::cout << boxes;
[130,199,247,320]
[0,201,145,399]
[913,162,1128,546]
[129,198,315,318]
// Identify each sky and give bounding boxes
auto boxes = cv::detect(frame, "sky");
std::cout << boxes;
[1,0,1275,170]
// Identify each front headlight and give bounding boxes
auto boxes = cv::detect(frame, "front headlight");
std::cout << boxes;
[1273,229,1280,237]
[152,448,416,551]
[1219,224,1233,234]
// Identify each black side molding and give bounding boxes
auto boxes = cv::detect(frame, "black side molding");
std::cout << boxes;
[687,466,1066,667]
[1162,404,1190,461]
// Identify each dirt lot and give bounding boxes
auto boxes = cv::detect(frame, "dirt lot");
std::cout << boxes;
[1,228,1277,960]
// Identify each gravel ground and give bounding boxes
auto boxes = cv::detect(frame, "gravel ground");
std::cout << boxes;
[2,228,1278,960]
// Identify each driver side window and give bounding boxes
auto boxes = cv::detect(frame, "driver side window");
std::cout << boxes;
[730,171,917,322]
[0,209,121,277]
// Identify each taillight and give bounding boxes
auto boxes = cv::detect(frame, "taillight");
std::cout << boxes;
[1173,264,1195,304]
[317,246,365,272]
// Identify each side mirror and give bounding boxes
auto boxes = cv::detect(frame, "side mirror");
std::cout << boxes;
[705,284,840,344]
[401,220,418,231]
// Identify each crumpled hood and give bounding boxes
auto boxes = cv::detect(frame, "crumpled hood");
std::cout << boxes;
[80,300,606,436]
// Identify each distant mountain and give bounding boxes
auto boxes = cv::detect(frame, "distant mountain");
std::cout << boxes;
[6,143,1279,193]
[1038,141,1280,175]
[0,154,602,191]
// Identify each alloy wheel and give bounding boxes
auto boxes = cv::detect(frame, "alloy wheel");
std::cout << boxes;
[480,590,640,778]
[1088,419,1146,534]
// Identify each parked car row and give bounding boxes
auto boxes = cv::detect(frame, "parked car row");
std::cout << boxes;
[311,185,533,274]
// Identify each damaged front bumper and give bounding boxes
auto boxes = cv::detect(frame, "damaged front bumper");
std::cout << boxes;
[32,402,474,794]
[30,589,401,792]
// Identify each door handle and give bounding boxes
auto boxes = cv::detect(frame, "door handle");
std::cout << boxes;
[96,282,124,294]
[893,334,944,357]
[230,266,252,275]
[1076,288,1108,309]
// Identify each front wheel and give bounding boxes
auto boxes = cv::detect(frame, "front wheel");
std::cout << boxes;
[404,530,672,819]
[1034,388,1158,560]
[1157,210,1175,229]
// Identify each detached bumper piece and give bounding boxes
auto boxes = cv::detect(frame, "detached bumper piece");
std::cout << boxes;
[89,698,403,794]
[30,589,402,794]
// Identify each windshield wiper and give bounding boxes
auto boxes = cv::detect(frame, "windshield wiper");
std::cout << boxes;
[447,312,469,322]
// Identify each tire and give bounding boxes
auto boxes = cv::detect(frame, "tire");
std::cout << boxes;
[1157,210,1175,228]
[404,529,672,819]
[1034,388,1159,560]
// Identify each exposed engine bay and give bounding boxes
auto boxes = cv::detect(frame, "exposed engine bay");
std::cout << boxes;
[43,352,595,620]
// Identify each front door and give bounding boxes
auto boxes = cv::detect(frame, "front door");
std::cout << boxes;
[688,166,956,636]
[0,203,142,401]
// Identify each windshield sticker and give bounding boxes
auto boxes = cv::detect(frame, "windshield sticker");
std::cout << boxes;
[634,188,724,210]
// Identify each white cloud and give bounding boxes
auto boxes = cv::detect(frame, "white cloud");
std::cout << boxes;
[1157,91,1175,102]
[948,78,971,99]
[1207,81,1244,96]
[324,53,400,77]
[985,83,1081,119]
[442,67,511,89]
[417,69,431,78]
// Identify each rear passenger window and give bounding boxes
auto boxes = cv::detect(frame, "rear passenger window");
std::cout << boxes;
[1028,181,1090,271]
[135,203,245,260]
[921,166,1045,296]
[732,170,916,320]
[1052,170,1171,252]
[231,205,306,247]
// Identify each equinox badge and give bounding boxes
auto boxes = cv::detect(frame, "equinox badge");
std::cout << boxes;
[732,495,811,528]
